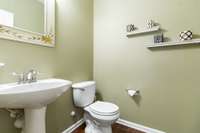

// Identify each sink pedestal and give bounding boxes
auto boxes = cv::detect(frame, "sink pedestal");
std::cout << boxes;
[24,107,47,133]
[0,79,72,133]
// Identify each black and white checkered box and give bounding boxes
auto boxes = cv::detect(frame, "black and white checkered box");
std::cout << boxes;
[179,30,193,41]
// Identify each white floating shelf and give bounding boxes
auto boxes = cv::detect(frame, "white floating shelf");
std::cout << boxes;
[127,26,160,37]
[147,39,200,48]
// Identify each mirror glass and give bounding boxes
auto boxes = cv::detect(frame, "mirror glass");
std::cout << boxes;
[0,0,44,33]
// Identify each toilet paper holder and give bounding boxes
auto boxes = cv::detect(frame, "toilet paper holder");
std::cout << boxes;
[126,88,140,97]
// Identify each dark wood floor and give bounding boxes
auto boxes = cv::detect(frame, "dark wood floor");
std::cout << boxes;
[72,123,145,133]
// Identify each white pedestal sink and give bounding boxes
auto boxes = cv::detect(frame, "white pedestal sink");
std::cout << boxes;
[0,79,72,133]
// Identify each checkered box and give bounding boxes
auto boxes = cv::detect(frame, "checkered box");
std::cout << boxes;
[179,30,193,41]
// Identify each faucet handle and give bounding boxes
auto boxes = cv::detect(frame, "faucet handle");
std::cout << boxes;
[11,72,24,84]
[11,72,22,77]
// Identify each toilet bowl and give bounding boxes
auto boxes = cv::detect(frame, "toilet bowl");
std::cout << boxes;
[84,101,120,133]
[72,81,120,133]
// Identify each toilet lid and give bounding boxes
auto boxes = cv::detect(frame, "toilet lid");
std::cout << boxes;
[72,81,95,88]
[89,101,119,116]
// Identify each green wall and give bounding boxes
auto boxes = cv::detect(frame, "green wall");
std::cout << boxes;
[1,0,200,133]
[0,0,93,133]
[94,0,200,133]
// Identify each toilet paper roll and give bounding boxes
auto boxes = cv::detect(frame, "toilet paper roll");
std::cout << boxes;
[127,89,140,97]
[14,118,24,128]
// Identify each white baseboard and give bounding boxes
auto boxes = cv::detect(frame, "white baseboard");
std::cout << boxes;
[62,118,166,133]
[117,118,166,133]
[62,118,84,133]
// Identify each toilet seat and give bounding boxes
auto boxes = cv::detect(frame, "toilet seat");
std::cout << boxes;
[84,101,120,122]
[88,101,119,116]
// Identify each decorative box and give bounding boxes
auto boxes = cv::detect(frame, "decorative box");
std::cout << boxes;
[154,34,164,43]
[179,30,193,41]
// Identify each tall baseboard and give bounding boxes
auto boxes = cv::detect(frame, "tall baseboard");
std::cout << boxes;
[61,118,166,133]
[62,119,84,133]
[117,118,166,133]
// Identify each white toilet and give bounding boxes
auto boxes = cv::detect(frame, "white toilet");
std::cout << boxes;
[72,81,120,133]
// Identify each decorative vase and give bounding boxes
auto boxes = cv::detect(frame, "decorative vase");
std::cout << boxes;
[147,20,156,29]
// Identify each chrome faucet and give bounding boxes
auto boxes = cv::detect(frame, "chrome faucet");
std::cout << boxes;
[25,69,38,83]
[12,69,38,84]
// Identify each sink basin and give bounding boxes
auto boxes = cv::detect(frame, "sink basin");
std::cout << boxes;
[0,78,72,133]
[0,78,72,108]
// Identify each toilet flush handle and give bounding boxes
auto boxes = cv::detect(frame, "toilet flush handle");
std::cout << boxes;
[75,88,85,91]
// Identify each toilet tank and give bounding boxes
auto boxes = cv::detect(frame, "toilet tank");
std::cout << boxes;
[72,81,96,107]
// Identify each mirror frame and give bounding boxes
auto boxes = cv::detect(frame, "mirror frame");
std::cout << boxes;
[0,0,55,47]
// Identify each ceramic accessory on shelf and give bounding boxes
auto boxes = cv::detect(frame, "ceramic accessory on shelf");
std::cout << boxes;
[126,24,135,32]
[147,20,156,29]
[179,30,193,41]
[154,34,164,43]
